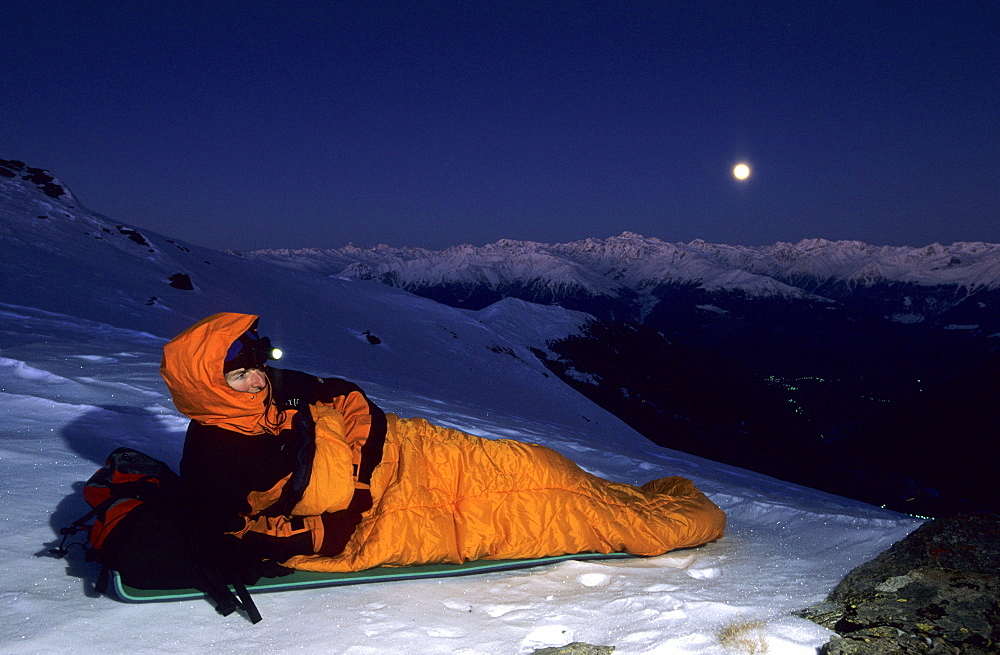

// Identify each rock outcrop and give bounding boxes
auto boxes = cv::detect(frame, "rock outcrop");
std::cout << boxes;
[799,513,1000,654]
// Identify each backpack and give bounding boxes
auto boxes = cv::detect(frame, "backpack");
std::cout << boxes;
[50,447,264,623]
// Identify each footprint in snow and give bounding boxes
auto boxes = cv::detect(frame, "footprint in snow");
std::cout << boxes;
[685,566,721,579]
[522,625,574,650]
[425,626,464,638]
[576,572,610,587]
[70,355,117,363]
[441,598,473,613]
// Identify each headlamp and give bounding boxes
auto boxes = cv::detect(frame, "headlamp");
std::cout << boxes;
[224,330,282,372]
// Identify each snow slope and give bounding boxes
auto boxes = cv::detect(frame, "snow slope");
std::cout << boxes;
[0,164,920,654]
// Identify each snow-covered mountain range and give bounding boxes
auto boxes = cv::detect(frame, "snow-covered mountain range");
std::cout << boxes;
[241,232,1000,318]
[242,232,1000,384]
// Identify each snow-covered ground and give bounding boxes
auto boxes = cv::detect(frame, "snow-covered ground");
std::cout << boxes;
[0,168,921,653]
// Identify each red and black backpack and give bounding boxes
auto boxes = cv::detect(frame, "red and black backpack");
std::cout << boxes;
[53,448,180,570]
[51,447,263,623]
[78,448,180,553]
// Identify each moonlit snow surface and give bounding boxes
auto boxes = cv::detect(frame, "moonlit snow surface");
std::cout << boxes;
[0,172,921,654]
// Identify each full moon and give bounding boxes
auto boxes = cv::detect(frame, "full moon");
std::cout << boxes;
[733,163,751,180]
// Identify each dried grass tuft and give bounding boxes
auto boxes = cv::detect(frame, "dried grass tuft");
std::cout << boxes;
[715,618,769,655]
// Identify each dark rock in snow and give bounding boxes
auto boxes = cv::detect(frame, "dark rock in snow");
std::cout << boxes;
[168,273,194,290]
[22,167,66,198]
[530,643,615,655]
[800,513,1000,654]
[117,225,151,247]
[0,159,66,197]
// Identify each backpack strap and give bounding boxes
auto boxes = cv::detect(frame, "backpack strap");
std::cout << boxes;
[195,555,262,624]
[232,580,262,624]
[47,495,121,558]
[95,564,111,594]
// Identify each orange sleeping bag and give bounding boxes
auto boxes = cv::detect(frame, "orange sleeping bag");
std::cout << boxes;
[285,411,725,572]
[161,312,725,573]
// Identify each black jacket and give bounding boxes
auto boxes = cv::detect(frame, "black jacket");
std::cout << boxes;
[179,368,386,542]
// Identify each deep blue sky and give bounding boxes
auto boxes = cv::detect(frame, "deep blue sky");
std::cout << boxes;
[3,2,998,251]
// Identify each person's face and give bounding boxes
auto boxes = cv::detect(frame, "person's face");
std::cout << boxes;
[225,367,268,394]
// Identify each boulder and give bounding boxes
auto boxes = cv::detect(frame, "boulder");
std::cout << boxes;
[799,513,1000,654]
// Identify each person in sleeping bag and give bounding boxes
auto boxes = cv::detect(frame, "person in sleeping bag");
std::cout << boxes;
[160,312,726,573]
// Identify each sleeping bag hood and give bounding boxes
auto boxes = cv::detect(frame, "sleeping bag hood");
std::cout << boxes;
[160,312,294,435]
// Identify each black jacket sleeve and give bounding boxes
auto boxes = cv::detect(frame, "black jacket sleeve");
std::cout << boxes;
[179,422,294,534]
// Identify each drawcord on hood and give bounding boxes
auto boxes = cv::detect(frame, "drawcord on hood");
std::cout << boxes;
[256,373,289,435]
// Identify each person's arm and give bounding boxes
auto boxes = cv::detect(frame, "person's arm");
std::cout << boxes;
[268,368,387,485]
[330,382,386,486]
[267,367,367,407]
[179,422,291,533]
